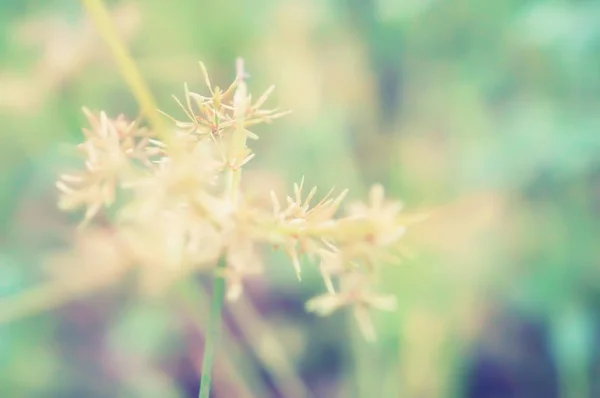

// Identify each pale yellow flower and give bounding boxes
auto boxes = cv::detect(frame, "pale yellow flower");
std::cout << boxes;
[56,109,150,224]
[306,272,396,341]
[160,62,287,141]
[51,59,413,343]
[346,183,406,246]
[270,178,348,279]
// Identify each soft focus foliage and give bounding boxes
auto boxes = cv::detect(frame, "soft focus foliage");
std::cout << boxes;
[2,1,600,397]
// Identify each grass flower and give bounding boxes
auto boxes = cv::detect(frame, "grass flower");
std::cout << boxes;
[56,109,155,224]
[53,59,413,345]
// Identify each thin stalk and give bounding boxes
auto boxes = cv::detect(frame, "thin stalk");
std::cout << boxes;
[0,281,105,324]
[199,256,227,398]
[349,317,379,398]
[198,58,249,398]
[229,298,312,398]
[80,0,167,136]
[177,279,269,398]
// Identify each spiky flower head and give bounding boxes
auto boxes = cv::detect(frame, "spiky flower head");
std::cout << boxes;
[54,59,414,341]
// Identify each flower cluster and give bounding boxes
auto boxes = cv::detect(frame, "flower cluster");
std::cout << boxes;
[56,59,408,340]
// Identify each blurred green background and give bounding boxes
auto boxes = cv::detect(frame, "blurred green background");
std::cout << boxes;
[2,0,600,397]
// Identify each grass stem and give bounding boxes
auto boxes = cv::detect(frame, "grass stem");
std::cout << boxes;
[81,0,167,135]
[198,256,227,398]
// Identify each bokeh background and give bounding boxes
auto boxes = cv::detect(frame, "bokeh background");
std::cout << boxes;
[2,0,600,397]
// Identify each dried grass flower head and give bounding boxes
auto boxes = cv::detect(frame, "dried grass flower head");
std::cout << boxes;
[56,109,156,224]
[55,58,413,340]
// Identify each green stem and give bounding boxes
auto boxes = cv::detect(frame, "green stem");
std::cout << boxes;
[199,256,227,398]
[349,312,378,398]
[81,0,167,136]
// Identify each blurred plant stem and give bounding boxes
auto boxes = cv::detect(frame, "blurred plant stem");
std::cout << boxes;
[349,310,381,398]
[177,276,311,398]
[199,256,226,398]
[81,0,167,136]
[558,368,589,398]
[176,280,265,398]
[552,303,592,398]
[0,281,102,324]
[229,297,311,398]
